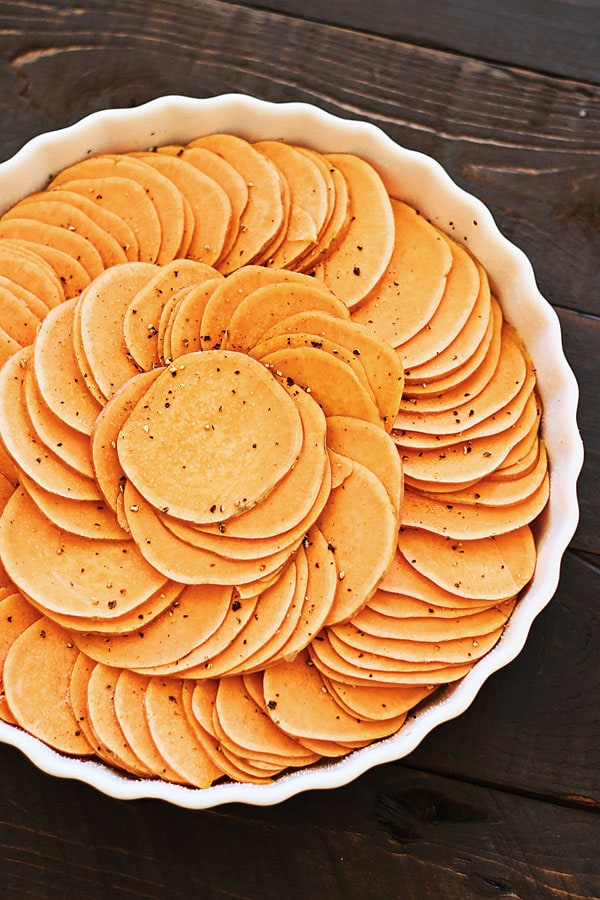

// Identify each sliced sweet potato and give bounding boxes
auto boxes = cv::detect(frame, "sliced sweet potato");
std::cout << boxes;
[352,199,452,344]
[0,487,168,618]
[49,155,186,265]
[0,284,43,347]
[122,259,222,371]
[323,677,433,721]
[0,239,65,309]
[310,153,394,309]
[3,617,93,754]
[53,177,162,263]
[188,134,285,274]
[167,279,223,359]
[137,153,232,264]
[298,157,351,272]
[317,459,398,625]
[0,218,104,281]
[0,591,42,724]
[18,471,126,540]
[118,351,303,525]
[0,350,102,501]
[0,237,90,300]
[32,298,103,437]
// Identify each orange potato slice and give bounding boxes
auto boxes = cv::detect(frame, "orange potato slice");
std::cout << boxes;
[167,278,223,359]
[72,583,233,670]
[143,677,224,787]
[0,591,42,724]
[0,350,101,501]
[113,670,186,782]
[225,281,350,354]
[1,195,129,268]
[122,259,223,371]
[263,649,407,743]
[311,153,394,309]
[254,140,329,269]
[3,617,93,754]
[352,199,452,344]
[78,262,159,400]
[0,217,104,281]
[261,310,404,430]
[118,351,303,525]
[85,662,152,776]
[123,482,294,586]
[0,239,65,309]
[0,272,50,321]
[32,298,103,436]
[23,365,95,478]
[367,588,496,619]
[188,134,285,273]
[298,157,351,272]
[325,416,403,514]
[15,188,140,261]
[53,177,162,263]
[323,677,434,721]
[0,487,168,618]
[0,237,90,299]
[317,459,398,625]
[137,153,232,264]
[394,236,482,370]
[398,524,536,601]
[401,474,549,540]
[49,155,186,265]
[90,368,162,512]
[0,283,43,347]
[18,471,126,540]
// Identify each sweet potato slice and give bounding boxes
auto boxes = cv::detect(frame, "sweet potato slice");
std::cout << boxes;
[395,236,482,370]
[137,153,232,265]
[30,187,140,260]
[298,157,351,272]
[0,487,168,618]
[49,155,186,265]
[91,369,161,513]
[53,177,162,263]
[78,262,159,400]
[323,677,433,721]
[123,482,294,586]
[0,272,50,322]
[143,677,224,787]
[0,283,43,348]
[326,416,403,515]
[24,365,94,478]
[167,279,223,359]
[263,650,407,743]
[122,259,222,371]
[263,310,405,429]
[311,153,394,309]
[261,346,382,426]
[85,662,152,776]
[113,670,186,782]
[2,238,91,299]
[0,218,104,281]
[18,471,126,540]
[398,523,536,601]
[118,351,303,525]
[199,265,329,351]
[3,617,93,754]
[254,140,329,269]
[188,134,285,274]
[0,592,41,724]
[32,298,103,436]
[317,459,398,625]
[72,583,232,670]
[351,199,452,344]
[1,195,129,268]
[0,350,101,501]
[225,281,350,354]
[0,239,65,309]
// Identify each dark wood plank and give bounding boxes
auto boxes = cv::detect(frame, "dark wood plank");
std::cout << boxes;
[1,748,599,899]
[0,1,598,320]
[227,0,600,85]
[406,550,600,806]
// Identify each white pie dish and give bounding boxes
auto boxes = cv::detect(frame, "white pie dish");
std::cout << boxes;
[0,93,583,808]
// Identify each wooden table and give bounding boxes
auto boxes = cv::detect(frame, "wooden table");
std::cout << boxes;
[0,2,598,897]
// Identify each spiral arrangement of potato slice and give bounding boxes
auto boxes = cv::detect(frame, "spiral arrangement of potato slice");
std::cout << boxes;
[0,134,547,787]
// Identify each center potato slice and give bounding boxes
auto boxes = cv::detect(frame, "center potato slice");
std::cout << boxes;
[117,350,303,524]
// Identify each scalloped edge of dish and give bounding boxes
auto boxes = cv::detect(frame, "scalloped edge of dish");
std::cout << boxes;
[0,93,584,808]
